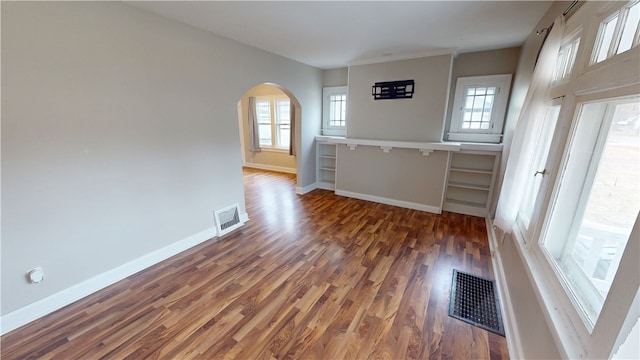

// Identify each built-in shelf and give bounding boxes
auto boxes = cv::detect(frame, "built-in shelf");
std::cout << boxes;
[316,135,502,217]
[443,150,501,217]
[316,137,338,190]
[445,198,487,208]
[449,167,494,175]
[448,181,490,191]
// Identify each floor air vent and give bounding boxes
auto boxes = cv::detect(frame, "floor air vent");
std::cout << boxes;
[214,203,243,236]
[449,269,505,336]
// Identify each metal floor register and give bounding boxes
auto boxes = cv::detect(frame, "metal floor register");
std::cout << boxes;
[449,269,505,336]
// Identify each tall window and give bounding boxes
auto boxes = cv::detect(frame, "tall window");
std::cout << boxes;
[499,2,639,356]
[516,103,561,241]
[543,97,639,326]
[448,74,512,143]
[322,86,348,136]
[256,96,291,150]
[554,37,581,82]
[592,1,640,64]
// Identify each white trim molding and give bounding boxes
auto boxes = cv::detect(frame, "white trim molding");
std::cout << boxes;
[335,189,441,214]
[0,226,226,335]
[348,48,457,67]
[486,218,524,359]
[296,182,318,195]
[243,162,296,174]
[328,137,461,153]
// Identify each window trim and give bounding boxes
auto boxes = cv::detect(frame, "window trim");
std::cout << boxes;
[590,0,640,65]
[553,30,582,84]
[540,96,639,330]
[322,86,348,137]
[499,1,640,357]
[448,74,512,143]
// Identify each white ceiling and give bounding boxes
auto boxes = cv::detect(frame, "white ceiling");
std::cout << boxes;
[128,1,554,69]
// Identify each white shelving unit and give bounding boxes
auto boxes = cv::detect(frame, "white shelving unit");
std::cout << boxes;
[316,139,337,190]
[443,150,501,217]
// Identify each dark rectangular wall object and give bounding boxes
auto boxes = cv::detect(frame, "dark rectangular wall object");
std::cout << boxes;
[372,80,415,100]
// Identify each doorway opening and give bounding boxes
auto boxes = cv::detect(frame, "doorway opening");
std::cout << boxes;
[237,82,303,185]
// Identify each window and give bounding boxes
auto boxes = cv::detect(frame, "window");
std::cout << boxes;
[592,1,640,64]
[499,2,640,356]
[256,96,291,150]
[516,103,561,241]
[542,97,639,327]
[322,86,347,136]
[448,74,512,143]
[554,37,581,82]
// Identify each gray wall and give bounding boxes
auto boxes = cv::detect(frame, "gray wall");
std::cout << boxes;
[347,55,453,142]
[336,146,448,208]
[322,67,349,87]
[240,84,296,171]
[1,2,322,315]
[334,55,453,210]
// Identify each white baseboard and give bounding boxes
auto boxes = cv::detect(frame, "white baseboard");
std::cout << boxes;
[315,181,335,191]
[296,182,318,195]
[243,162,296,174]
[486,217,523,359]
[335,189,441,214]
[0,226,221,335]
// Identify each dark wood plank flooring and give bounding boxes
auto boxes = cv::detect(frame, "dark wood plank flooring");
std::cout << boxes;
[1,168,509,359]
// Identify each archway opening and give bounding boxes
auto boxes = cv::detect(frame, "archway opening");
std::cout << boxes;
[237,82,303,190]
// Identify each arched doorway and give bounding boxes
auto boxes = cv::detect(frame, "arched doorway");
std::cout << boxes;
[237,83,302,185]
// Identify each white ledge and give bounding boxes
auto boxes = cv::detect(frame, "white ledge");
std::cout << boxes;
[327,137,462,153]
[459,142,503,152]
[316,136,503,153]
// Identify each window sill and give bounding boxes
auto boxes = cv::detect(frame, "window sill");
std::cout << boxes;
[258,147,290,154]
[511,225,591,359]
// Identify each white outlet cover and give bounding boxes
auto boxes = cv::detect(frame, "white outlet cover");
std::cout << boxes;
[27,267,45,283]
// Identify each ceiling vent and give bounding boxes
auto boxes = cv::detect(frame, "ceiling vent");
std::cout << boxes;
[214,203,243,236]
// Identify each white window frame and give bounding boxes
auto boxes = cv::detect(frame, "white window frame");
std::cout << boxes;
[448,74,512,143]
[591,0,640,65]
[502,2,640,358]
[515,99,563,244]
[255,95,291,151]
[540,96,639,329]
[553,33,582,84]
[322,86,348,137]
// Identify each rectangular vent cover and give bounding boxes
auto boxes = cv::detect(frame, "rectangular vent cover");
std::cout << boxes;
[449,269,505,336]
[214,203,242,236]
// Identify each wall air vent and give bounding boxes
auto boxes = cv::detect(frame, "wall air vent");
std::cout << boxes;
[214,203,243,236]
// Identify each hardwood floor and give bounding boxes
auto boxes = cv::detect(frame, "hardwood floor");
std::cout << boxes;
[1,168,509,359]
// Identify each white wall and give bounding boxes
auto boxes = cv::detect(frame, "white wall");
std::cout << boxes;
[1,1,322,320]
